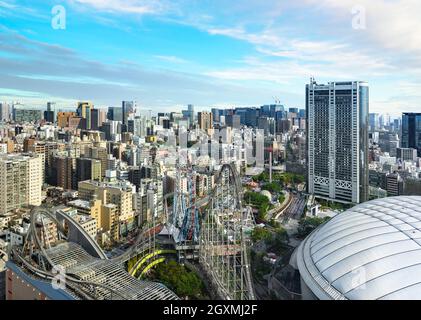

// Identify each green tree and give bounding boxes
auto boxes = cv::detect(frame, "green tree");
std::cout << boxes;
[251,227,272,242]
[252,172,269,183]
[262,182,281,193]
[265,227,289,251]
[154,261,204,299]
[297,216,331,238]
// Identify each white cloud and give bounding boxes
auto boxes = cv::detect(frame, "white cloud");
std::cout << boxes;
[71,0,171,14]
[154,55,188,64]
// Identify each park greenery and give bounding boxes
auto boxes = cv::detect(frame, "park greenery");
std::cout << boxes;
[251,226,289,252]
[318,199,350,211]
[250,251,272,280]
[252,172,305,186]
[153,260,205,299]
[297,216,331,238]
[251,226,290,280]
[262,182,281,193]
[251,227,272,242]
[244,191,272,221]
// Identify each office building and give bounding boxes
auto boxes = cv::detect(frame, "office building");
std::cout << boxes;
[57,112,76,128]
[198,111,213,130]
[13,108,42,123]
[188,104,195,125]
[0,103,10,121]
[225,114,241,129]
[76,158,101,185]
[306,79,369,204]
[369,113,379,131]
[90,108,100,130]
[107,107,123,122]
[77,102,93,130]
[44,102,55,123]
[402,113,421,157]
[122,101,135,125]
[397,148,418,162]
[386,173,403,196]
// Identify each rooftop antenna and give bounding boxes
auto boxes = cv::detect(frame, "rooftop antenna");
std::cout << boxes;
[310,76,316,84]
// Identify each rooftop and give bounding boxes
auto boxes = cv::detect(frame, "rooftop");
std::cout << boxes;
[297,196,421,300]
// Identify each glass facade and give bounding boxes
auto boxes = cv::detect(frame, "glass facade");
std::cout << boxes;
[402,113,421,157]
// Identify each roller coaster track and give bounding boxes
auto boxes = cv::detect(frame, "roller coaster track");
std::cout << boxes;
[12,207,178,300]
[12,163,255,300]
[129,249,177,277]
[199,163,255,300]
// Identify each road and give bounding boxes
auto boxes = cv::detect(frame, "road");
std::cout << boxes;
[266,191,292,220]
[280,195,307,224]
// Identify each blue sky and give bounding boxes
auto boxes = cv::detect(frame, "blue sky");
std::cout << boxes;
[1,0,421,116]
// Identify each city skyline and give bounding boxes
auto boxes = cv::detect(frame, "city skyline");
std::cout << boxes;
[1,0,421,117]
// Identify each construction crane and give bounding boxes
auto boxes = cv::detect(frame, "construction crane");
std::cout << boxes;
[272,96,281,104]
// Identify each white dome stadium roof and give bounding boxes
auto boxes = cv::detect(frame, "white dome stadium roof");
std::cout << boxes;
[296,196,421,300]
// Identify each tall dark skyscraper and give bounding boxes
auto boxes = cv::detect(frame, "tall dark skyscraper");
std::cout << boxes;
[122,101,135,125]
[225,114,241,129]
[402,113,421,157]
[306,79,369,204]
[107,107,123,122]
[44,102,55,123]
[90,108,100,130]
[188,104,195,126]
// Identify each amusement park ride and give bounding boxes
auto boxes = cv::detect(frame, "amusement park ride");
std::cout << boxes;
[9,160,255,300]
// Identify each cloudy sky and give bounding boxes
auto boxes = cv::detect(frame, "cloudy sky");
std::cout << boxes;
[0,0,420,116]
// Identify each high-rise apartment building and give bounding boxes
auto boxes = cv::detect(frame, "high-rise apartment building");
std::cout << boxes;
[306,79,369,204]
[55,156,76,190]
[0,153,43,214]
[198,111,213,130]
[402,113,421,157]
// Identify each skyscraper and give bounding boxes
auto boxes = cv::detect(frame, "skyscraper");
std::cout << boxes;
[402,113,421,157]
[44,102,55,123]
[90,108,100,130]
[225,114,241,129]
[188,104,195,125]
[307,79,369,204]
[198,111,213,130]
[77,101,93,130]
[369,113,379,131]
[107,107,123,122]
[122,101,135,125]
[0,103,10,122]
